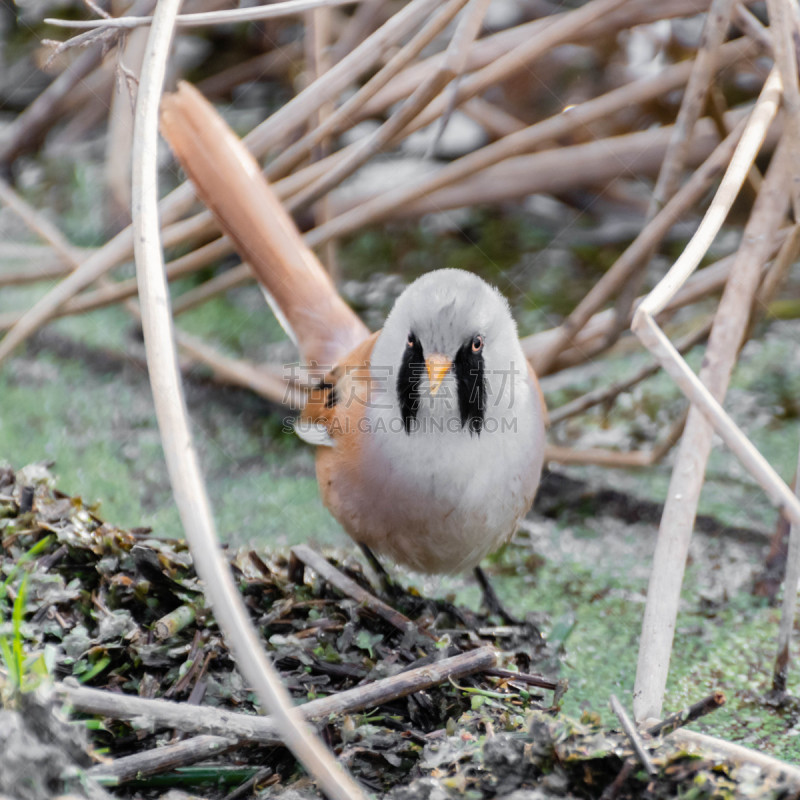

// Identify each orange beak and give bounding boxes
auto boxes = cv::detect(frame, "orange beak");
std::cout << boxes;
[425,354,452,395]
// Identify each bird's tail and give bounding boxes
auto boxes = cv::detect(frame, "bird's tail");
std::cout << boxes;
[160,81,369,371]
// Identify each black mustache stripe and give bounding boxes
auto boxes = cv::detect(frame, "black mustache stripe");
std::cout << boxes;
[454,341,485,435]
[397,333,425,433]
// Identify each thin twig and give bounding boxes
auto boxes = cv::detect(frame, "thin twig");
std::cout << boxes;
[45,0,363,30]
[482,667,559,692]
[290,544,430,638]
[64,648,497,740]
[610,694,656,777]
[646,691,727,737]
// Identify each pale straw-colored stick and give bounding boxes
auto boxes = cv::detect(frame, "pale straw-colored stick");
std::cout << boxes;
[651,0,736,213]
[765,0,800,217]
[129,1,364,796]
[0,177,84,265]
[45,0,364,30]
[632,136,796,723]
[637,67,782,320]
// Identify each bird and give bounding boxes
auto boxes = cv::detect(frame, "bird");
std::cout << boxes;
[160,82,547,619]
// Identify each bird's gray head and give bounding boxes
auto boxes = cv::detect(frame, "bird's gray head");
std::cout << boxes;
[372,269,524,435]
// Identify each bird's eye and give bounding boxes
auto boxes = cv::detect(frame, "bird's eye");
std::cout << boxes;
[407,333,416,348]
[471,334,484,353]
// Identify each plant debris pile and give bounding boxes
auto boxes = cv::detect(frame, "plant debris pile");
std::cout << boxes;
[0,463,794,800]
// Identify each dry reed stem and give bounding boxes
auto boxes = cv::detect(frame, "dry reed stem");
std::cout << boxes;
[527,114,752,374]
[105,25,149,226]
[733,3,775,52]
[545,410,687,469]
[266,0,469,181]
[667,729,800,788]
[176,333,300,406]
[765,0,800,217]
[755,223,800,312]
[706,85,764,197]
[609,0,736,343]
[307,37,756,251]
[461,96,526,138]
[0,177,84,265]
[0,47,104,166]
[59,646,497,750]
[305,4,338,277]
[636,67,781,321]
[330,0,388,63]
[652,0,737,213]
[359,0,732,119]
[632,133,796,723]
[0,0,435,364]
[289,0,492,211]
[610,694,656,777]
[290,544,429,636]
[46,0,365,30]
[196,41,304,99]
[129,3,364,797]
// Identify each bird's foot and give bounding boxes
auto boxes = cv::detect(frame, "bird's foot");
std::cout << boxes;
[474,565,529,628]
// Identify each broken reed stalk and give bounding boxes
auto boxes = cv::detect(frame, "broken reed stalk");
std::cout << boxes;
[647,691,726,737]
[129,3,364,799]
[289,544,430,637]
[609,694,656,777]
[64,646,498,783]
[667,729,800,788]
[632,125,798,721]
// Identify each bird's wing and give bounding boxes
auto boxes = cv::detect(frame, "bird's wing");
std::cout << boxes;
[298,331,380,447]
[160,81,370,369]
